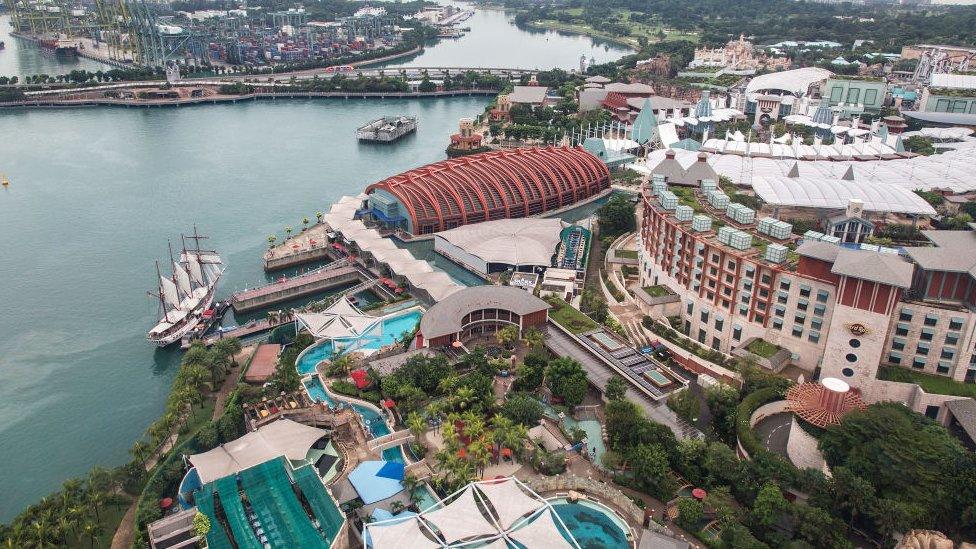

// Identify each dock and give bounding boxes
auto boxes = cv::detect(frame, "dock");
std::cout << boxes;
[231,261,361,312]
[264,224,334,271]
[202,318,287,346]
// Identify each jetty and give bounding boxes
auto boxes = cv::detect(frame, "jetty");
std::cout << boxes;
[231,260,361,312]
[264,224,333,271]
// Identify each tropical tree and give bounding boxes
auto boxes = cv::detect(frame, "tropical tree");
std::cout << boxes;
[302,217,310,231]
[470,440,492,477]
[212,337,242,369]
[520,326,544,349]
[267,234,277,248]
[406,412,426,440]
[604,376,628,401]
[495,325,519,349]
[285,226,293,239]
[315,211,324,224]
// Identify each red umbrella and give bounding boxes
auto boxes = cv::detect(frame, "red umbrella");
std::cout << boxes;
[160,498,173,509]
[382,399,396,408]
[692,488,707,500]
[394,288,403,294]
[452,340,463,348]
[309,239,317,245]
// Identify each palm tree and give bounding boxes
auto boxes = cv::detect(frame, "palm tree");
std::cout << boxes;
[267,234,277,248]
[453,387,476,411]
[495,325,519,350]
[302,217,310,231]
[81,519,102,549]
[88,490,105,522]
[315,211,324,224]
[469,439,492,477]
[130,440,151,468]
[213,337,242,370]
[57,516,72,546]
[521,327,544,349]
[285,226,293,239]
[406,412,426,441]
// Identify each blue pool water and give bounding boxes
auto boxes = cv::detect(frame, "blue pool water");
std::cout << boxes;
[296,310,422,375]
[303,376,394,440]
[551,501,629,549]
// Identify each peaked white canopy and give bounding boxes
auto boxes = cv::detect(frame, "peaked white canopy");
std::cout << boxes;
[367,518,441,548]
[475,480,544,529]
[295,298,379,340]
[422,487,498,544]
[508,509,575,549]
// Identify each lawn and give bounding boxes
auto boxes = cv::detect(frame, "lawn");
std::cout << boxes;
[878,366,976,398]
[643,285,673,298]
[547,297,599,334]
[746,339,781,359]
[614,249,638,260]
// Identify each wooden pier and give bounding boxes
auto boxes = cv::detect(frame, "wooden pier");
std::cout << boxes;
[231,262,361,312]
[202,318,288,346]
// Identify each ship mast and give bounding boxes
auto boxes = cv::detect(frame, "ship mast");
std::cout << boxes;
[168,240,189,301]
[152,260,170,323]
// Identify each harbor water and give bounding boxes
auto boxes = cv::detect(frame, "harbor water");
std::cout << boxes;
[0,0,629,522]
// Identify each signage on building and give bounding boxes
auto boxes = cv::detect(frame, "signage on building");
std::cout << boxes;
[847,323,869,336]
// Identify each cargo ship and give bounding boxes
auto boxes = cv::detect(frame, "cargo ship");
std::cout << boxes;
[356,116,417,143]
[147,228,225,347]
[40,35,79,57]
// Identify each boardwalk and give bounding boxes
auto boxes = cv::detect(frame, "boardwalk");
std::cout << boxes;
[231,263,359,312]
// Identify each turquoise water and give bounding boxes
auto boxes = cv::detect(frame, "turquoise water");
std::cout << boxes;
[295,310,422,375]
[551,501,629,549]
[541,403,607,468]
[303,376,402,463]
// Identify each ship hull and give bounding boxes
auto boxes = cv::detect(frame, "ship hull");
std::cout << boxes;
[147,284,218,347]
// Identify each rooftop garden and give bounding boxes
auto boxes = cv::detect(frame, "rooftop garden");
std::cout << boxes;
[614,249,638,260]
[643,285,674,298]
[545,296,599,334]
[745,339,781,359]
[928,87,976,97]
[878,365,976,398]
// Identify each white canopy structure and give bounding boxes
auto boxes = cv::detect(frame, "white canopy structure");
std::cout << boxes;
[434,218,564,273]
[322,195,464,303]
[295,298,379,340]
[363,477,583,549]
[635,146,976,193]
[422,487,499,544]
[507,510,576,549]
[474,479,545,529]
[751,175,937,215]
[367,518,441,548]
[745,67,832,98]
[189,419,327,484]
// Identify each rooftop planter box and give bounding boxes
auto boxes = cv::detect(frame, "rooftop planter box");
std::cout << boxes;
[733,337,791,372]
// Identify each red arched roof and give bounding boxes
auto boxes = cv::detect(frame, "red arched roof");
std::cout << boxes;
[365,146,611,234]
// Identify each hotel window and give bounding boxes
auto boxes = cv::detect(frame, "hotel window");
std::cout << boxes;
[792,326,804,338]
[739,305,749,315]
[756,301,767,311]
[758,288,769,298]
[712,337,721,350]
[937,361,951,375]
[745,267,755,278]
[941,348,955,360]
[889,352,902,365]
[774,306,786,318]
[813,304,826,317]
[723,287,732,297]
[715,317,725,331]
[708,279,716,289]
[953,100,968,113]
[740,295,750,304]
[772,318,784,330]
[709,267,718,276]
[698,330,706,344]
[733,325,742,341]
[687,302,694,315]
[811,318,823,330]
[797,299,809,312]
[816,289,829,303]
[711,253,720,263]
[946,333,960,346]
[799,285,811,298]
[917,344,930,356]
[755,314,765,324]
[920,329,935,342]
[913,357,927,369]
[924,314,938,327]
[830,86,843,102]
[727,260,736,270]
[936,98,951,112]
[780,279,791,291]
[846,88,860,104]
[795,313,806,325]
[722,299,731,309]
[895,323,909,336]
[809,331,821,344]
[864,89,878,105]
[701,310,709,323]
[743,281,753,291]
[725,274,734,284]
[892,338,906,351]
[899,308,913,322]
[777,292,789,304]
[761,273,772,285]
[949,318,964,331]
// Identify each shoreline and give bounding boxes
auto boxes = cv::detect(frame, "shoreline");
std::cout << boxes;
[0,88,499,110]
[522,20,640,50]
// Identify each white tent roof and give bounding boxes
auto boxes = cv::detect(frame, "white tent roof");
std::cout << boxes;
[508,509,575,549]
[475,479,544,529]
[435,218,564,267]
[751,175,937,215]
[422,486,498,544]
[367,518,441,548]
[189,419,327,484]
[295,298,378,340]
[745,67,832,97]
[930,73,976,90]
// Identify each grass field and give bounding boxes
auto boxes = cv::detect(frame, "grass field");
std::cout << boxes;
[529,8,698,50]
[547,297,599,334]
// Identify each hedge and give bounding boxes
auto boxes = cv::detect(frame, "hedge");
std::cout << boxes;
[735,387,784,458]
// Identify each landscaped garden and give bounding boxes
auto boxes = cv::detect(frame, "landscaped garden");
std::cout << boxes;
[546,296,599,334]
[642,285,674,298]
[745,339,782,359]
[878,365,976,398]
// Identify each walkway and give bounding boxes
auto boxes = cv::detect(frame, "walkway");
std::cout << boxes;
[213,345,255,419]
[544,322,702,440]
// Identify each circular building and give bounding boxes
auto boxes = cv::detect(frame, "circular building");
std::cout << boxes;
[418,286,550,348]
[364,146,611,235]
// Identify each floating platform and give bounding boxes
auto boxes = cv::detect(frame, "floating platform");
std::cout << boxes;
[356,116,417,143]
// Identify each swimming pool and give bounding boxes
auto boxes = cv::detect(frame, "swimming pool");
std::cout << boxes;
[549,498,630,549]
[177,467,202,510]
[296,309,422,375]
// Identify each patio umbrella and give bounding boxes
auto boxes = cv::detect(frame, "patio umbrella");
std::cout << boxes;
[160,498,174,509]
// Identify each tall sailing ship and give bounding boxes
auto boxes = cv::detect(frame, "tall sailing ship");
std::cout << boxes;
[147,229,225,347]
